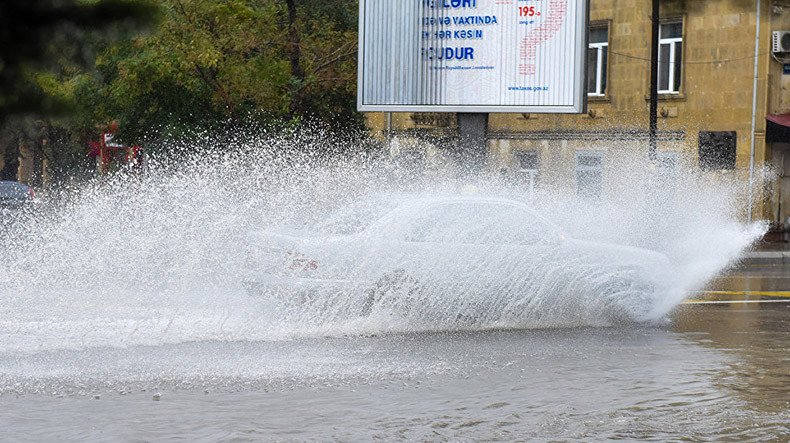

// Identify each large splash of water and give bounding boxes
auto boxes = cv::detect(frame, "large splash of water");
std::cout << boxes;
[0,130,766,353]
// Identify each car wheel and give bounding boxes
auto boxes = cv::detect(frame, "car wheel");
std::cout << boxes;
[361,269,421,317]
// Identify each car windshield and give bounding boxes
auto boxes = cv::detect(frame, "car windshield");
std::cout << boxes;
[313,198,400,235]
[389,200,561,245]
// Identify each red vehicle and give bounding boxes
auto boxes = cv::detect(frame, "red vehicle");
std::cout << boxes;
[88,125,143,174]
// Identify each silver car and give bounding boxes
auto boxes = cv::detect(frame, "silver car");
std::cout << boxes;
[244,196,673,327]
[0,181,35,209]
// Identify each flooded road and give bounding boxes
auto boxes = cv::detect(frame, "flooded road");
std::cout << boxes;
[2,131,785,440]
[702,262,790,299]
[1,301,787,441]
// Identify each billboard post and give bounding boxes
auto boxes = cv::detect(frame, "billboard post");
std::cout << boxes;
[649,0,659,160]
[456,112,489,173]
[358,0,589,170]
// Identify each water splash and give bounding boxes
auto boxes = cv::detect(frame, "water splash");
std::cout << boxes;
[0,130,766,353]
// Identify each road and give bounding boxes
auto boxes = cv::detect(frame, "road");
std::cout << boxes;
[690,258,790,304]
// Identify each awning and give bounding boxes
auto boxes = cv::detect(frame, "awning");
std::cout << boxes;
[767,114,790,143]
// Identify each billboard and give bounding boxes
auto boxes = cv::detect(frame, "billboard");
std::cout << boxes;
[358,0,589,113]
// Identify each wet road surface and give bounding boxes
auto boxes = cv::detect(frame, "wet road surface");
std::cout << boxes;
[694,260,790,302]
[0,266,787,441]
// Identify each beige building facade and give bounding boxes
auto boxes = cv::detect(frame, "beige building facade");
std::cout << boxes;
[367,0,790,229]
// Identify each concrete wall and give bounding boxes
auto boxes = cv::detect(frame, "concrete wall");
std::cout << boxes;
[770,0,790,115]
[490,0,768,186]
[766,1,790,227]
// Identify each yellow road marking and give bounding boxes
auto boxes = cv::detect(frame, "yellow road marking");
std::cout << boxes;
[692,290,790,298]
[684,290,790,305]
[682,299,790,305]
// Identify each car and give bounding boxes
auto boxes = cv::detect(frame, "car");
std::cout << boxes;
[243,195,674,327]
[0,180,35,209]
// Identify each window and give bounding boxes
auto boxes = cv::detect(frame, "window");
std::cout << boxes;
[699,131,736,170]
[658,22,683,94]
[587,26,609,96]
[514,150,539,195]
[576,151,604,199]
[314,198,399,235]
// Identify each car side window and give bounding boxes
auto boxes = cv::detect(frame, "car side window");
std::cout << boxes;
[401,208,447,242]
[401,202,559,246]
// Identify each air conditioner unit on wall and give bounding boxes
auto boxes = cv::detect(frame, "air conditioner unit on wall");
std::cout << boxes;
[773,31,790,53]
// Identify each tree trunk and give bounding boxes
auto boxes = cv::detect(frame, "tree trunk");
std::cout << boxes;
[0,139,20,181]
[31,141,43,188]
[0,142,5,176]
[17,139,34,185]
[285,0,305,117]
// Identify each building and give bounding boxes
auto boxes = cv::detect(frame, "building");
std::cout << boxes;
[366,0,790,230]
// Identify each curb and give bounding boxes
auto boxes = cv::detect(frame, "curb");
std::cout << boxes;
[740,251,790,265]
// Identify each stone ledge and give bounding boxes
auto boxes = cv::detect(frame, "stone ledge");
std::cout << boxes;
[487,130,686,141]
[740,251,790,265]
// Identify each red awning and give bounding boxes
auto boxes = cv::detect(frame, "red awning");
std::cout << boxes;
[767,114,790,128]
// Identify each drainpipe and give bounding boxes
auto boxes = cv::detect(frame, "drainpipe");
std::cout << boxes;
[748,0,762,222]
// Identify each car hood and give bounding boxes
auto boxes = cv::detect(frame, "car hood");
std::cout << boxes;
[562,238,673,278]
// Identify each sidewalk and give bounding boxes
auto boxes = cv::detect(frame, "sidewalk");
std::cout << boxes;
[741,242,790,265]
[741,251,790,265]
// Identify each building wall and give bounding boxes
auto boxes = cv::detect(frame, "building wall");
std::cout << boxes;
[491,0,773,217]
[769,1,790,115]
[767,2,790,228]
[365,0,790,222]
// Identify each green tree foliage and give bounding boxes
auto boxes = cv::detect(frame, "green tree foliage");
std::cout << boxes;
[0,0,158,182]
[0,0,158,120]
[77,0,361,142]
[2,0,361,182]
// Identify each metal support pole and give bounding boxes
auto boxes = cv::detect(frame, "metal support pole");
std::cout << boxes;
[649,0,659,160]
[386,111,392,155]
[456,113,489,177]
[747,0,762,222]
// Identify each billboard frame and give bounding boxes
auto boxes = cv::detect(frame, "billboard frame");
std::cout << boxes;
[357,0,590,114]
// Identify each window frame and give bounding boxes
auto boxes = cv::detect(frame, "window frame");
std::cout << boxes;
[513,150,540,196]
[587,23,610,97]
[658,20,684,94]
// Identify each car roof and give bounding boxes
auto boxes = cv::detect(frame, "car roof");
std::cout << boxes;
[394,195,534,210]
[365,194,560,234]
[316,194,557,238]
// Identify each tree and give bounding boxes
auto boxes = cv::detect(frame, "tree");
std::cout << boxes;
[0,0,158,120]
[2,0,363,182]
[77,0,361,143]
[0,0,158,181]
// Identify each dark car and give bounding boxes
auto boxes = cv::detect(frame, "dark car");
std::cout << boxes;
[0,181,35,209]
